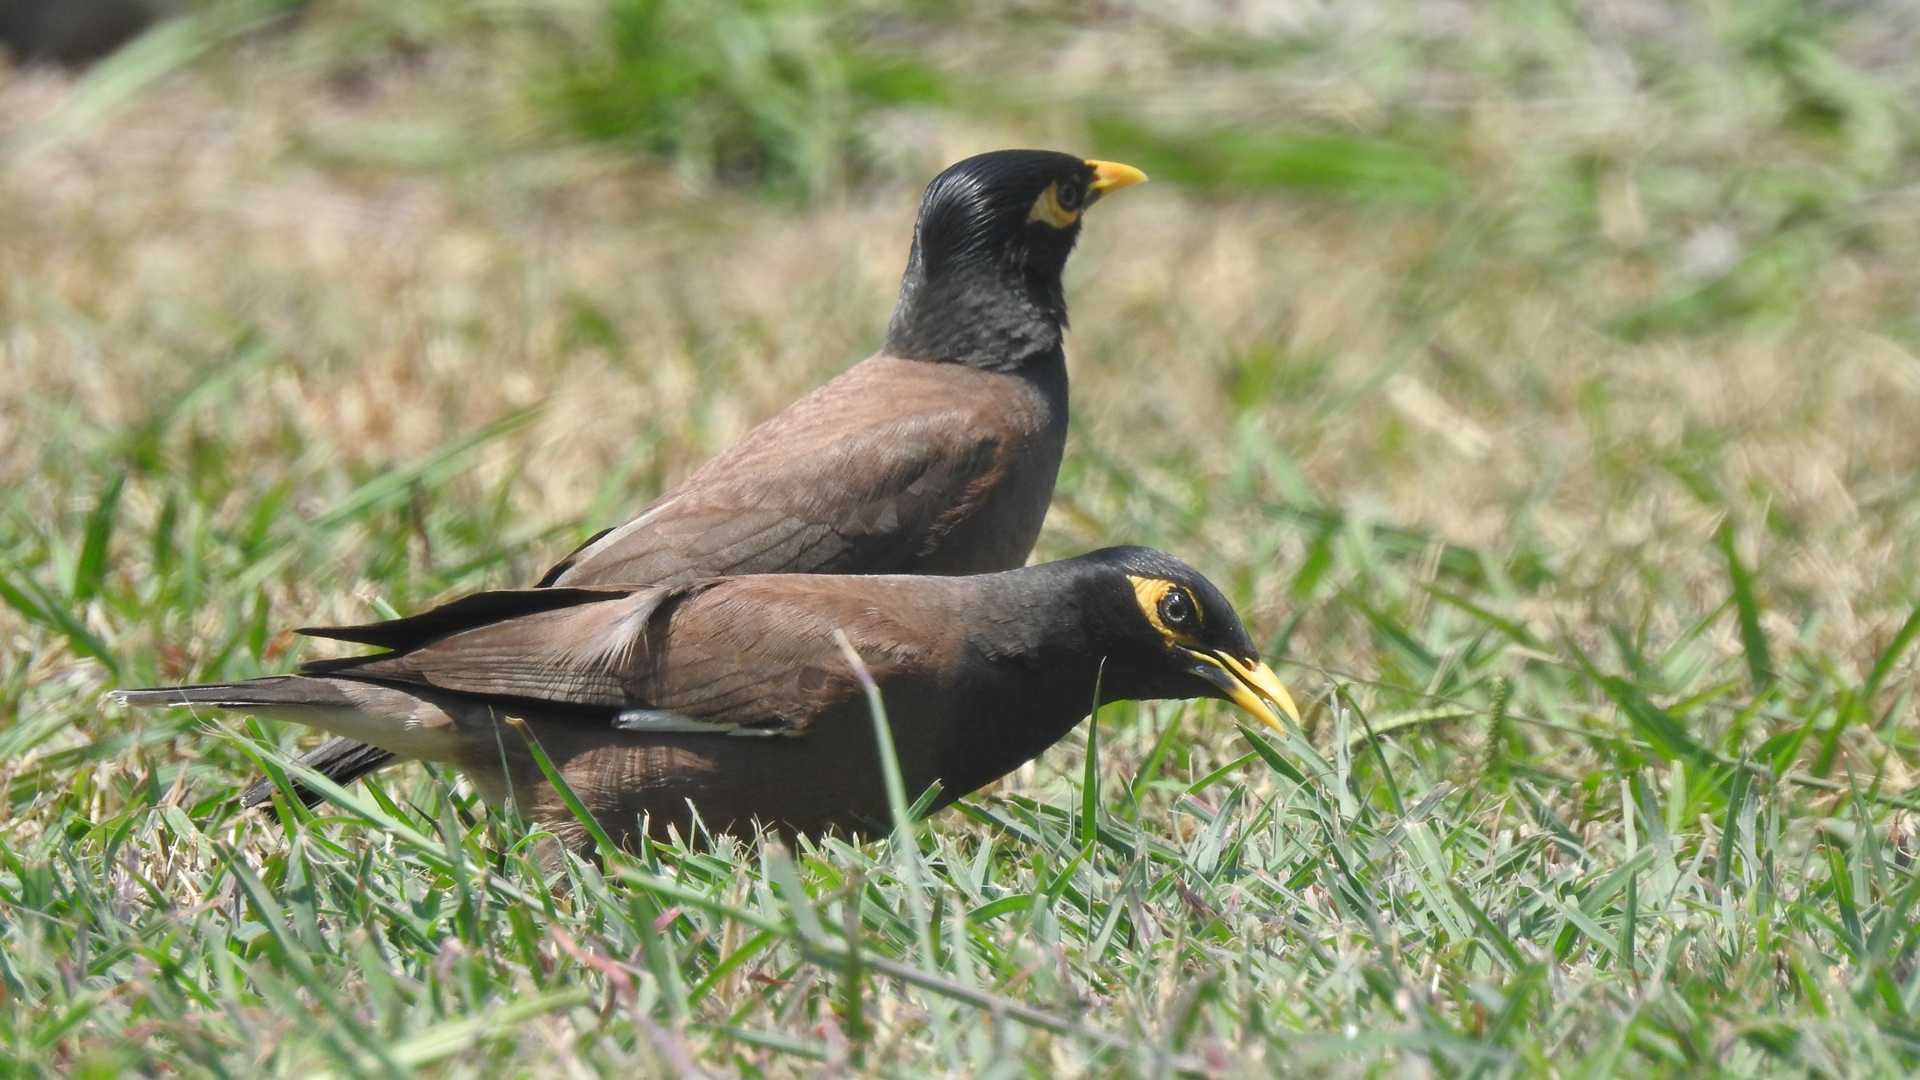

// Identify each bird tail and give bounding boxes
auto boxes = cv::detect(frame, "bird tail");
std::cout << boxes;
[113,677,411,812]
[109,675,356,710]
[239,736,397,809]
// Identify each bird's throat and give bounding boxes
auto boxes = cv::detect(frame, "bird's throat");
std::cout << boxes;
[884,256,1068,371]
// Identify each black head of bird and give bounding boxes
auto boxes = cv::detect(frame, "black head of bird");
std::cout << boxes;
[1033,546,1300,731]
[885,149,1146,370]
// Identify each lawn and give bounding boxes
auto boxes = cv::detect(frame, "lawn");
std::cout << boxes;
[4,0,1920,1075]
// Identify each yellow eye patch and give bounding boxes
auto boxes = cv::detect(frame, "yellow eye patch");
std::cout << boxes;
[1128,575,1203,646]
[1026,183,1082,229]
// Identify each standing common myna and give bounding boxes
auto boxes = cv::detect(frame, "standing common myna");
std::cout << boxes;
[260,149,1146,805]
[116,548,1298,851]
[540,149,1145,585]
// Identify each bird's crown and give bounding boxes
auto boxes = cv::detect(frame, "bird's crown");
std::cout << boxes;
[1069,547,1250,654]
[913,149,1144,270]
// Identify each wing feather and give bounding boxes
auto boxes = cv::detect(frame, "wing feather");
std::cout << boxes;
[543,355,1045,587]
[309,578,936,741]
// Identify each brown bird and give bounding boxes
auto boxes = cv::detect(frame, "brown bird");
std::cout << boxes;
[259,149,1147,805]
[116,548,1299,852]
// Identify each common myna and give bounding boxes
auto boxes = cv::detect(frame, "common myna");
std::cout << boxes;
[260,149,1146,804]
[116,548,1298,851]
[540,148,1145,586]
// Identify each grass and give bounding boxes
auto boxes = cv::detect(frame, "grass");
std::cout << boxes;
[546,0,949,196]
[4,0,1920,1075]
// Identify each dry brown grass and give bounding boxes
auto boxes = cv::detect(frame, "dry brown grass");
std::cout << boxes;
[5,4,1920,1073]
[13,51,1915,589]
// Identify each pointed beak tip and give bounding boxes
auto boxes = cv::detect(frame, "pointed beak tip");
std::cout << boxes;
[1199,651,1303,733]
[1237,657,1303,730]
[1086,159,1148,196]
[1242,701,1285,734]
[1265,671,1303,728]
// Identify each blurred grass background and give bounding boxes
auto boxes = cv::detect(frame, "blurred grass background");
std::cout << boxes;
[4,0,1920,1075]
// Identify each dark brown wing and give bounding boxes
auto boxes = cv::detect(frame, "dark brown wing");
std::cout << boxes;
[489,574,977,844]
[322,585,697,711]
[318,575,955,737]
[258,585,637,808]
[635,575,952,730]
[541,352,1065,587]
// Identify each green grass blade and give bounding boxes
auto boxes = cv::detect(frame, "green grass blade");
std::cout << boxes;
[1717,521,1773,690]
[310,405,543,531]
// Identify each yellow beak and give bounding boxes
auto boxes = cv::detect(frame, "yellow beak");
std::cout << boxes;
[1188,650,1303,732]
[1085,160,1148,200]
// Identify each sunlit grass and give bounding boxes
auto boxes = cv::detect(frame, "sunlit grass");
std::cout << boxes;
[4,0,1920,1075]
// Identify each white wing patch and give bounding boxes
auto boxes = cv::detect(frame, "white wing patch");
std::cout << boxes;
[613,709,792,737]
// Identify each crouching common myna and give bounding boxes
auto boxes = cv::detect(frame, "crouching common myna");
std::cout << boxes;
[115,548,1298,854]
[267,149,1148,805]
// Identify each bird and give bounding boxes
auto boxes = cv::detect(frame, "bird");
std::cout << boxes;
[115,547,1300,853]
[257,149,1147,806]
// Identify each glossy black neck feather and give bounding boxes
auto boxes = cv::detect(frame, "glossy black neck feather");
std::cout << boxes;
[884,231,1073,371]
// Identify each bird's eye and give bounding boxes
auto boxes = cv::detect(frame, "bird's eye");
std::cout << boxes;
[1055,183,1082,211]
[1158,589,1194,628]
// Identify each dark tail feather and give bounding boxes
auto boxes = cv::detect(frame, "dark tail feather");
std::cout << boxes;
[240,736,399,810]
[110,675,355,710]
[109,676,386,812]
[296,584,632,653]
